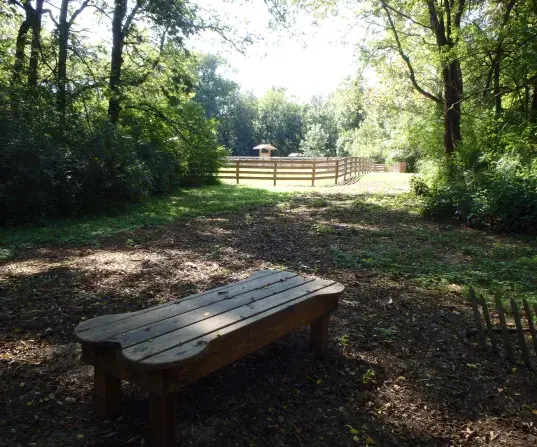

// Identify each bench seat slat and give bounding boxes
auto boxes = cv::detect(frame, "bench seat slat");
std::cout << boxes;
[74,270,280,333]
[75,270,291,343]
[141,282,343,371]
[119,278,336,365]
[107,274,312,349]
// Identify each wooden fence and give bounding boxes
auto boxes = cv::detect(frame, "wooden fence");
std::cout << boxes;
[468,286,537,369]
[219,157,372,186]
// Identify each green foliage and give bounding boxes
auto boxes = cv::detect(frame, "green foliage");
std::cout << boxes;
[325,188,537,305]
[300,123,329,156]
[192,57,365,157]
[0,5,226,225]
[255,88,304,156]
[413,166,537,234]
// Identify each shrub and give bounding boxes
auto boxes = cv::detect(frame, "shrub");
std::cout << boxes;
[412,163,537,233]
[0,109,224,224]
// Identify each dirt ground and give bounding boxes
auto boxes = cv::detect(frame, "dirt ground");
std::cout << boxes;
[1,174,537,446]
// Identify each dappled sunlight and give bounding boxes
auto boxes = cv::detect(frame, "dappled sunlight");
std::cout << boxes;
[2,177,537,445]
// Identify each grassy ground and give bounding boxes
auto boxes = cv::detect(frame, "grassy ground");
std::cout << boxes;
[2,173,537,446]
[0,185,292,257]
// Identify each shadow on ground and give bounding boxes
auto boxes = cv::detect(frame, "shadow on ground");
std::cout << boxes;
[1,192,537,445]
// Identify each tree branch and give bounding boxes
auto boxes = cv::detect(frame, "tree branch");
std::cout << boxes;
[381,2,442,104]
[122,1,141,34]
[68,0,90,27]
[382,2,431,29]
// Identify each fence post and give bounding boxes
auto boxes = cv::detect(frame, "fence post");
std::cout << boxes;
[335,159,339,184]
[344,158,348,182]
[469,287,487,349]
[273,161,277,187]
[312,158,316,187]
[236,160,240,184]
[511,299,531,368]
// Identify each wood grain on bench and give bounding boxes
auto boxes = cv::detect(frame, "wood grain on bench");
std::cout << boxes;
[74,270,344,446]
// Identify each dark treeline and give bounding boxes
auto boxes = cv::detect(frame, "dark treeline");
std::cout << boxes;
[0,0,232,224]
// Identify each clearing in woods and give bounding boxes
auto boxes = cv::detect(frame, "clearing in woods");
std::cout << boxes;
[1,173,537,445]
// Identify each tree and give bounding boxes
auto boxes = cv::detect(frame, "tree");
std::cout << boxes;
[255,88,303,156]
[377,0,465,156]
[300,123,329,157]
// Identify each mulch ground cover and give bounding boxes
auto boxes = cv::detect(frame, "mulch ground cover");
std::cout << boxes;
[2,193,537,446]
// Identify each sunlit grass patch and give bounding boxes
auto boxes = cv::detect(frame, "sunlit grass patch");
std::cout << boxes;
[328,192,537,306]
[0,185,294,251]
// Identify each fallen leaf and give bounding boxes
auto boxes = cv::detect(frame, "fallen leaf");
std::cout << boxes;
[344,425,359,435]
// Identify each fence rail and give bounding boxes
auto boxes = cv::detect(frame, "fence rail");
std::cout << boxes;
[219,157,372,186]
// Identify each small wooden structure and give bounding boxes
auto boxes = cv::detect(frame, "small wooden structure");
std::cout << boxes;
[392,162,407,173]
[253,144,278,159]
[74,270,344,446]
[467,286,537,369]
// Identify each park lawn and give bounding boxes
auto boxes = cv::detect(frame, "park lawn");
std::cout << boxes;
[2,173,537,446]
[0,184,293,257]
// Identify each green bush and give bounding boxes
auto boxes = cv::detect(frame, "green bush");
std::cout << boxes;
[0,109,224,225]
[412,165,537,233]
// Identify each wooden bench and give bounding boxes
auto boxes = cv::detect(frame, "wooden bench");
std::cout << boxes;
[74,270,344,446]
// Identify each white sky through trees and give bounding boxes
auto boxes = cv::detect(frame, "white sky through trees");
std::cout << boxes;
[191,0,363,101]
[50,0,363,101]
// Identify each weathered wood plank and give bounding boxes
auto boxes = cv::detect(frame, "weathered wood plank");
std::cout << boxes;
[75,271,293,342]
[496,295,514,361]
[479,295,498,353]
[107,275,311,348]
[121,279,339,366]
[82,345,166,395]
[469,287,486,349]
[310,314,329,357]
[142,283,343,375]
[523,299,537,357]
[94,367,121,419]
[149,393,176,447]
[511,299,531,368]
[75,270,279,333]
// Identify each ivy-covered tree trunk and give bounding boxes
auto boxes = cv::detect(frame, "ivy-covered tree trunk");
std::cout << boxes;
[11,17,31,112]
[108,0,128,123]
[28,0,44,91]
[531,80,537,121]
[57,0,69,129]
[443,61,463,156]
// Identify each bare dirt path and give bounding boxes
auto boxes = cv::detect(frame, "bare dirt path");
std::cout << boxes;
[1,174,537,446]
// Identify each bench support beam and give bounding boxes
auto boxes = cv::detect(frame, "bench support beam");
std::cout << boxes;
[94,367,121,419]
[310,313,329,356]
[149,393,177,447]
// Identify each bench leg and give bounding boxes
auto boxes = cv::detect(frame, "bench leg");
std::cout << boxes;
[149,393,177,447]
[310,314,329,357]
[94,367,121,419]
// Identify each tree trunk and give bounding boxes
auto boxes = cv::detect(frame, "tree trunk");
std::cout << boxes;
[11,18,31,113]
[13,20,30,87]
[531,79,537,121]
[108,0,128,124]
[442,61,462,157]
[57,0,70,130]
[492,51,502,117]
[28,0,44,91]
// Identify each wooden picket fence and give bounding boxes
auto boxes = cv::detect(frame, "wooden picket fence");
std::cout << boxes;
[219,156,372,186]
[468,286,537,369]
